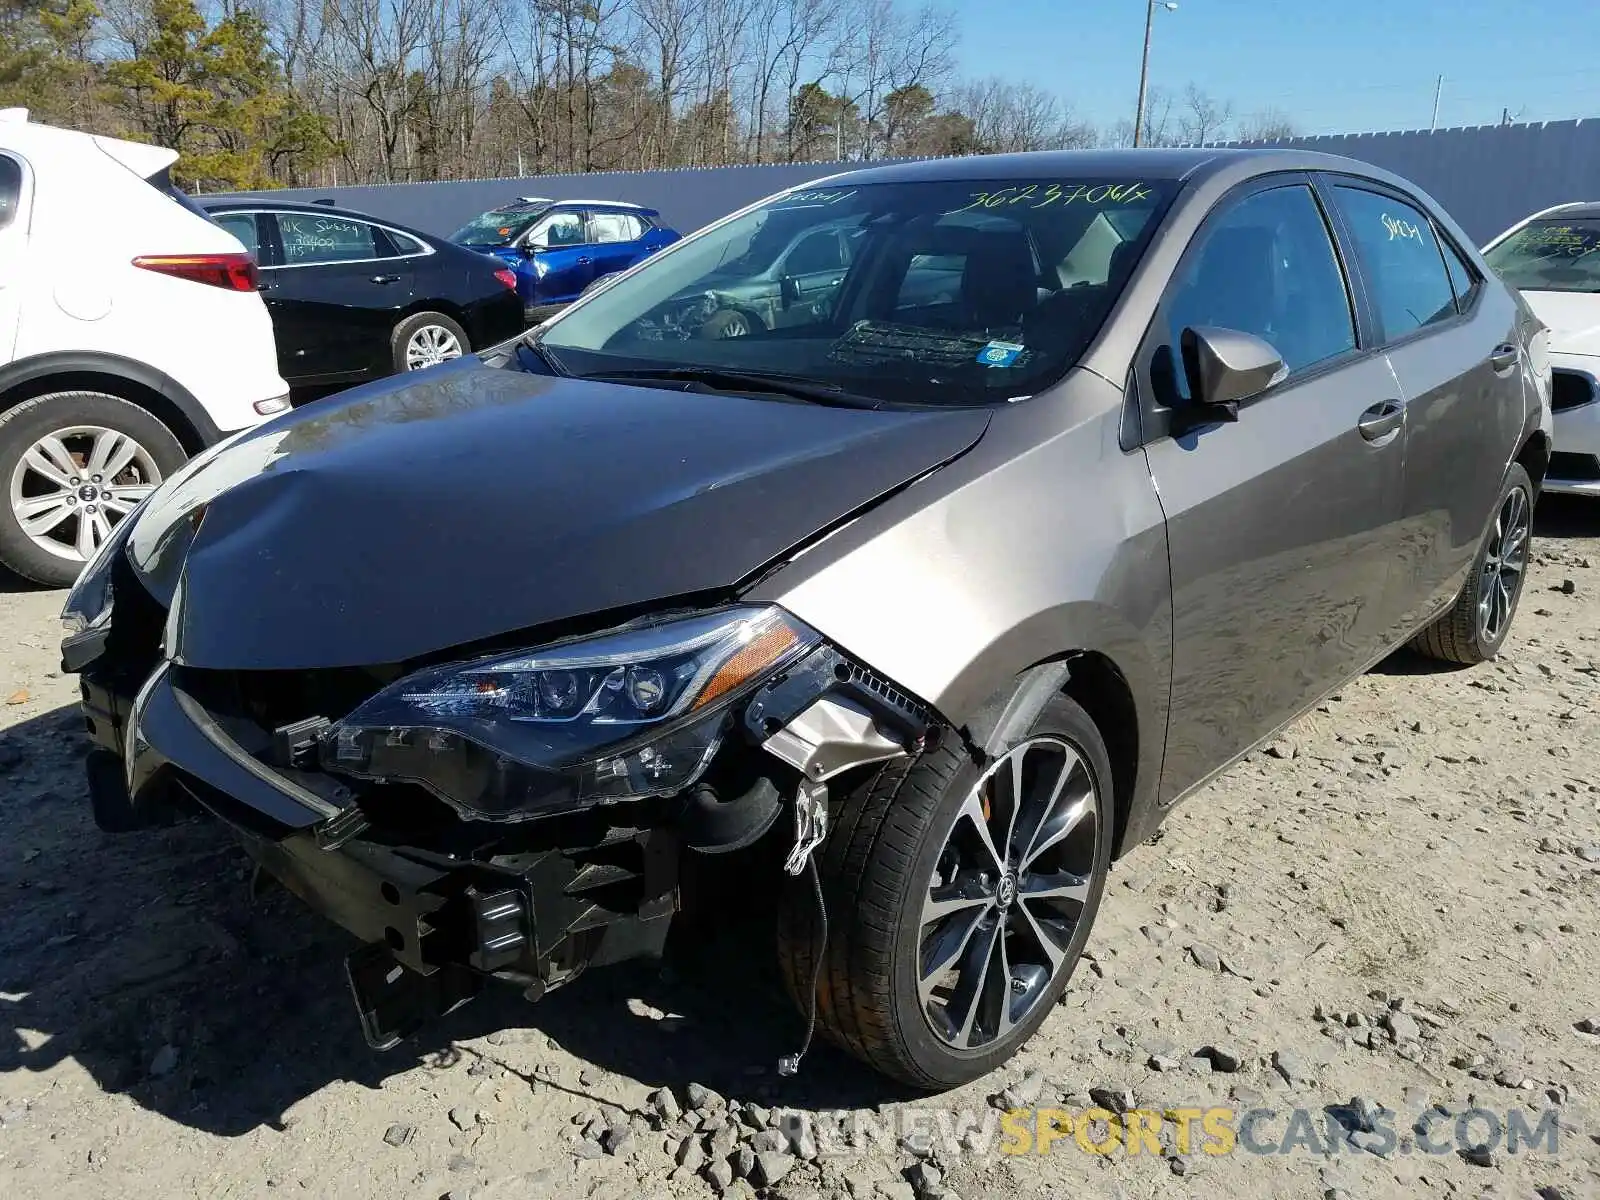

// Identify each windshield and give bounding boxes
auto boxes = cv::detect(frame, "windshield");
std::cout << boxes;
[537,177,1175,407]
[450,204,548,247]
[1484,218,1600,293]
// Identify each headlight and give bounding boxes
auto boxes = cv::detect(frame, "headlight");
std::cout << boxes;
[324,606,819,821]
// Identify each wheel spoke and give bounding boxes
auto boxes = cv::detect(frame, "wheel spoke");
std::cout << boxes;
[74,508,98,558]
[1019,869,1092,907]
[922,879,994,926]
[954,790,1006,877]
[945,915,1002,1046]
[21,446,72,488]
[990,929,1017,1039]
[1015,901,1070,976]
[35,435,78,479]
[919,903,989,1005]
[87,431,138,479]
[101,484,153,515]
[18,494,74,536]
[1021,761,1093,870]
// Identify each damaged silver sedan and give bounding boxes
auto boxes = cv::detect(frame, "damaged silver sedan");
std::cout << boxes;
[62,148,1549,1089]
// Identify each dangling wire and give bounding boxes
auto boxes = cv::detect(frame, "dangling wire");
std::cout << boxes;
[778,856,829,1077]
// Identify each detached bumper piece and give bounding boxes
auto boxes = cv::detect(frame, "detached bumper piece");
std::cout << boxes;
[78,660,680,1050]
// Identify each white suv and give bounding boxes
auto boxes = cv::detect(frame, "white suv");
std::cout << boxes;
[1484,202,1600,497]
[0,110,288,585]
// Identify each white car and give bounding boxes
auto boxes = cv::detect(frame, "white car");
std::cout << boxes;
[1484,202,1600,497]
[0,109,288,586]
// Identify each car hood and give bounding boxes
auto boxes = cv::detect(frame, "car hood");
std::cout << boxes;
[124,358,989,671]
[1519,290,1600,357]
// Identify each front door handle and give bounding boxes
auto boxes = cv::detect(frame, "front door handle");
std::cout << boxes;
[370,274,401,284]
[1490,343,1519,374]
[577,256,593,265]
[1357,400,1405,442]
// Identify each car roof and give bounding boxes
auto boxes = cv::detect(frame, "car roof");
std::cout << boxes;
[805,147,1391,188]
[1522,202,1600,221]
[200,197,441,244]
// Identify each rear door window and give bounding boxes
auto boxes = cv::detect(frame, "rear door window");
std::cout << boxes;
[0,155,21,231]
[276,212,380,265]
[213,212,260,258]
[1328,186,1458,339]
[588,212,645,243]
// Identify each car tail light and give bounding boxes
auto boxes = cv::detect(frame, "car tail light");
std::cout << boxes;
[133,252,259,292]
[493,267,518,291]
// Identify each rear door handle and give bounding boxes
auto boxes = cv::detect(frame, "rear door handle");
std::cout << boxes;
[370,274,401,284]
[1357,400,1405,442]
[577,256,593,265]
[1490,343,1519,374]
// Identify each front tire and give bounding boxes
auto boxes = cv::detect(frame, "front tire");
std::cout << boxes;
[1410,462,1534,664]
[0,391,185,587]
[393,311,469,373]
[777,693,1113,1089]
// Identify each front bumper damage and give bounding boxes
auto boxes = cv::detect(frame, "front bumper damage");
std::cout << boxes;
[72,567,934,1051]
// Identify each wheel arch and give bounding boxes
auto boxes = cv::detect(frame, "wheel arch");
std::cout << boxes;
[0,352,221,454]
[944,612,1167,863]
[1515,428,1551,493]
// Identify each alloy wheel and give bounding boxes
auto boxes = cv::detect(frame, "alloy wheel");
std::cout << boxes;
[918,736,1100,1050]
[405,324,464,370]
[1477,484,1530,644]
[716,313,750,337]
[8,425,161,563]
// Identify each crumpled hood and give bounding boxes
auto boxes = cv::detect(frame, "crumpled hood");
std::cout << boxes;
[1519,290,1600,357]
[126,358,988,670]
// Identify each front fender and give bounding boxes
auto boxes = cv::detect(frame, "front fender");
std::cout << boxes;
[748,371,1173,846]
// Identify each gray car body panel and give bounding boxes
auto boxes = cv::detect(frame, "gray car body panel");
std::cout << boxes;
[751,147,1543,855]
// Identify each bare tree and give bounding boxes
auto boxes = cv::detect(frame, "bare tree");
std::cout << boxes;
[1235,106,1299,142]
[953,77,1094,153]
[1178,82,1233,145]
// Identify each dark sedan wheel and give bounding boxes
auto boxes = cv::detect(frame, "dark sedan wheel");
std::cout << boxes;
[1411,462,1534,664]
[777,692,1112,1088]
[393,311,469,372]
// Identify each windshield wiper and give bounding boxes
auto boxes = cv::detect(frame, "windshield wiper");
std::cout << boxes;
[517,331,569,376]
[580,367,883,409]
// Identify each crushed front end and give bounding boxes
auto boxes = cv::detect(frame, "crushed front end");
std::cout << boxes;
[62,531,933,1051]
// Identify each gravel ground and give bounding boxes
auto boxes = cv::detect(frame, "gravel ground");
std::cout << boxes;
[1,498,1597,1200]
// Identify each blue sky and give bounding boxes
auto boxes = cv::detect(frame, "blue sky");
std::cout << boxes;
[948,0,1600,136]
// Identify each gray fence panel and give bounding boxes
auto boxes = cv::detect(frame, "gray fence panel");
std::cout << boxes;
[1234,119,1600,244]
[213,120,1600,249]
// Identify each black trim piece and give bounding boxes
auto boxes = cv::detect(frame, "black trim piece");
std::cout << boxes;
[1552,369,1597,414]
[0,350,225,445]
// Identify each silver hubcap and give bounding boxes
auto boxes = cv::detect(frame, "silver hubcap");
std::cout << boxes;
[9,426,161,564]
[716,313,749,338]
[919,736,1100,1051]
[1477,485,1530,643]
[405,324,463,370]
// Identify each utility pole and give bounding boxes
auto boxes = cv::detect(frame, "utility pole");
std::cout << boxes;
[1430,75,1442,131]
[1134,2,1179,147]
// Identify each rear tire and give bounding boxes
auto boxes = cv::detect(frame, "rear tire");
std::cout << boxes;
[1409,462,1533,665]
[392,311,469,373]
[0,391,185,587]
[776,693,1113,1089]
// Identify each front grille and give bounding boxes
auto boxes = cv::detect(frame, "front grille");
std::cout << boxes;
[1549,451,1600,482]
[1552,369,1597,413]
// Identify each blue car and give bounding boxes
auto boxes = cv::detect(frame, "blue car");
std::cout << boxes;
[449,197,680,321]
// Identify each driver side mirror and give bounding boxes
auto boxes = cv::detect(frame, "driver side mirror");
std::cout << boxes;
[1172,326,1287,432]
[779,275,801,306]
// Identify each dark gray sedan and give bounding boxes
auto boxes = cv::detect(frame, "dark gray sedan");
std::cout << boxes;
[64,148,1551,1090]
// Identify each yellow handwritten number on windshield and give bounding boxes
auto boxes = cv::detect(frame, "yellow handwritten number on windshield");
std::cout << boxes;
[947,181,1152,215]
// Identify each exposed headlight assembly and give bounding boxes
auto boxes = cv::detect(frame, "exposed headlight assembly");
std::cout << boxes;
[323,606,819,821]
